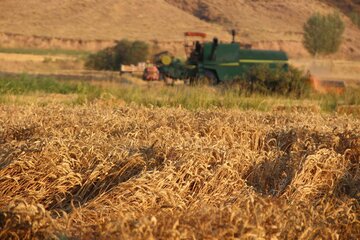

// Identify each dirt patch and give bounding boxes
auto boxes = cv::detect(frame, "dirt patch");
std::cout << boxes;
[0,53,76,63]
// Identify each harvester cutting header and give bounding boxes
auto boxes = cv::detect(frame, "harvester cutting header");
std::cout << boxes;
[145,30,289,84]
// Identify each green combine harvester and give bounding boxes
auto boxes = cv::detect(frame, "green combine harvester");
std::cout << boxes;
[155,31,289,84]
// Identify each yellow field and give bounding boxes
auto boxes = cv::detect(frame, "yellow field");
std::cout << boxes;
[0,103,359,239]
[0,0,359,237]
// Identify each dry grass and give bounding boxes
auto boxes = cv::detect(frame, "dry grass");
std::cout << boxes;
[0,58,84,74]
[0,0,226,41]
[0,103,359,239]
[1,0,358,43]
[166,0,360,56]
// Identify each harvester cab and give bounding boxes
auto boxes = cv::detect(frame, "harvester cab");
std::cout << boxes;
[184,32,207,58]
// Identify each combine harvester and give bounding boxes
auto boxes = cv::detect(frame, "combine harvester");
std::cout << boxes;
[146,31,289,85]
[144,31,346,93]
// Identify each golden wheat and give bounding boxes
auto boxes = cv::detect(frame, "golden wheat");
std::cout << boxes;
[0,103,359,239]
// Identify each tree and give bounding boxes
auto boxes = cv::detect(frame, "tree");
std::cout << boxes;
[85,40,149,70]
[303,12,345,56]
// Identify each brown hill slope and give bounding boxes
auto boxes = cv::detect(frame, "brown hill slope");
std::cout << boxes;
[0,0,359,58]
[323,0,360,13]
[0,0,227,41]
[166,0,360,58]
[166,0,359,40]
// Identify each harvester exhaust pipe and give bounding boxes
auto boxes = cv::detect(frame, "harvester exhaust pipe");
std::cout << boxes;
[231,29,236,43]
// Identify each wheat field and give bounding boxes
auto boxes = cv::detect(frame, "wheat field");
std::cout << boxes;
[0,103,359,239]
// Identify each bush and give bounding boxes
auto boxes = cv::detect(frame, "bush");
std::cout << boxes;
[85,40,149,71]
[303,13,345,56]
[195,2,211,21]
[85,48,114,70]
[231,64,312,97]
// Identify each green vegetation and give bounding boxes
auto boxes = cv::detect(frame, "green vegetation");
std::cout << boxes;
[110,85,276,111]
[85,40,149,70]
[0,75,101,103]
[303,12,345,56]
[0,75,77,94]
[110,84,360,114]
[0,47,90,57]
[1,74,359,115]
[318,88,360,112]
[229,65,311,97]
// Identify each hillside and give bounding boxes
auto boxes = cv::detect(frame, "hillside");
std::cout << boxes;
[0,0,359,58]
[166,0,360,56]
[323,0,360,13]
[0,0,227,41]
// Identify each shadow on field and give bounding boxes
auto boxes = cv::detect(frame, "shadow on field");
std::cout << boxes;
[0,145,20,170]
[335,174,360,202]
[245,155,297,197]
[244,128,360,198]
[0,124,43,170]
[334,146,360,201]
[244,129,310,196]
[245,130,301,196]
[47,143,165,214]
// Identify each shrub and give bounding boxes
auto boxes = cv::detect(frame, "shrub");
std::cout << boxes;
[231,64,312,97]
[85,40,149,71]
[195,2,211,21]
[303,13,345,56]
[85,48,114,70]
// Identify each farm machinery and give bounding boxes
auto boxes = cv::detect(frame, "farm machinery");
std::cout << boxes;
[143,31,346,94]
[146,31,289,84]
